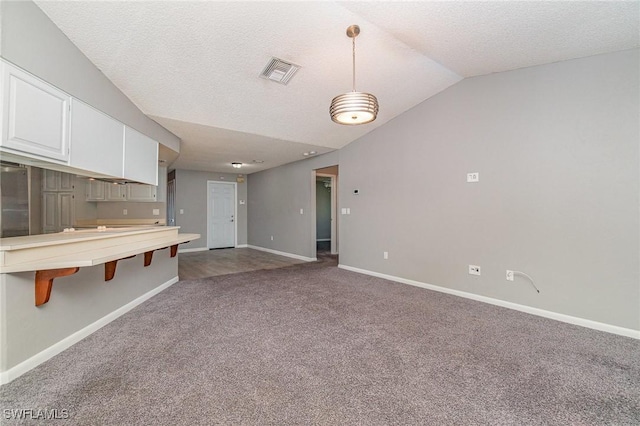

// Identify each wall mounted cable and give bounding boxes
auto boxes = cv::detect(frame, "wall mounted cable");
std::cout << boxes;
[513,271,540,293]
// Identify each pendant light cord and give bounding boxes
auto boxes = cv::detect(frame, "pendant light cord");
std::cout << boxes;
[352,35,356,92]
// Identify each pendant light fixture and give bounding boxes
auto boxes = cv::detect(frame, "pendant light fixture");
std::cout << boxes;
[330,25,379,125]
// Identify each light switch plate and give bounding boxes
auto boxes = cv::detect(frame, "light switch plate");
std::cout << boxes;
[468,265,481,276]
[467,172,479,183]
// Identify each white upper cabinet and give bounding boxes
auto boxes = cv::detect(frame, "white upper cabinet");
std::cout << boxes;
[156,166,167,202]
[124,126,158,185]
[86,179,106,201]
[126,183,157,202]
[43,169,75,191]
[1,60,70,162]
[69,99,124,177]
[1,61,163,184]
[105,183,127,201]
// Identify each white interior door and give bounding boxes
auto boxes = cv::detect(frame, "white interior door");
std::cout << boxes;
[207,181,236,249]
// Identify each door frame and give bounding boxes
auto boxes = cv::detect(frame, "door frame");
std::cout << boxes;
[166,178,176,226]
[206,180,237,249]
[315,172,338,255]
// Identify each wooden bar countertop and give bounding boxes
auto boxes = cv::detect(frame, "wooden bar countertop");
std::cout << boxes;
[0,226,199,273]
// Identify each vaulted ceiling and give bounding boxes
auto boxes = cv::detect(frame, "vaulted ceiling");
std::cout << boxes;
[34,1,639,174]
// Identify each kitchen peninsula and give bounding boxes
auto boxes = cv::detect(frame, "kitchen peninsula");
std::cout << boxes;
[0,226,199,384]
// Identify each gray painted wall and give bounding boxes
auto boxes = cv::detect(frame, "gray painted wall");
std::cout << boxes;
[174,169,247,249]
[316,181,331,240]
[248,152,339,259]
[0,0,180,151]
[246,49,638,331]
[338,49,639,330]
[0,252,177,371]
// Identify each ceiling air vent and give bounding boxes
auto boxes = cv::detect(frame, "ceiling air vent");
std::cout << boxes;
[260,57,300,85]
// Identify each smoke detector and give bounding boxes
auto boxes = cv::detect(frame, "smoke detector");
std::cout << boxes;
[260,57,300,85]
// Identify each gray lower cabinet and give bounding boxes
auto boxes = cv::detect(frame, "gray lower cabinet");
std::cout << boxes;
[42,192,74,233]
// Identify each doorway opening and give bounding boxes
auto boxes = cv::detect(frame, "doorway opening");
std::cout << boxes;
[207,180,237,249]
[167,170,176,227]
[314,165,338,258]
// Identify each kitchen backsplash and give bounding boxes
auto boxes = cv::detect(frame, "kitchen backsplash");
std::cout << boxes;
[27,168,167,234]
[96,201,166,221]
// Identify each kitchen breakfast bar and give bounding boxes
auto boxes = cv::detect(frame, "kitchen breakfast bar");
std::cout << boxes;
[0,227,199,383]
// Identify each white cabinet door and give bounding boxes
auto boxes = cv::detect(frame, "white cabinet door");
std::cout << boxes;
[156,167,167,203]
[43,169,59,191]
[156,166,167,202]
[123,126,158,185]
[1,61,70,162]
[86,180,105,201]
[42,192,74,233]
[69,99,124,178]
[126,183,157,202]
[43,169,74,191]
[105,183,127,201]
[42,192,58,233]
[59,172,74,191]
[59,193,75,229]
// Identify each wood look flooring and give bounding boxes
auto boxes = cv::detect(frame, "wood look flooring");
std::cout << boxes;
[178,248,306,281]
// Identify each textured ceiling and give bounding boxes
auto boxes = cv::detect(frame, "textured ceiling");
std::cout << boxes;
[34,1,639,174]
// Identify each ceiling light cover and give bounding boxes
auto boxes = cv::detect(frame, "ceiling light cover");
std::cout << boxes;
[330,25,379,125]
[232,162,242,169]
[330,92,378,125]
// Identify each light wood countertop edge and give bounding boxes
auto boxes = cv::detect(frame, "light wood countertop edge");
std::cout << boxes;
[0,233,200,273]
[0,226,181,251]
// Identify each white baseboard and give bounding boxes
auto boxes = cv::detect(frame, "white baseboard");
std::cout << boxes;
[316,239,331,242]
[178,247,209,253]
[248,245,316,262]
[0,276,180,386]
[338,264,640,340]
[181,245,248,252]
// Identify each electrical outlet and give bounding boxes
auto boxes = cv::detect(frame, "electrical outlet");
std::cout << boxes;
[122,209,127,216]
[383,251,388,260]
[467,172,479,183]
[468,265,481,276]
[506,270,514,281]
[152,209,160,216]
